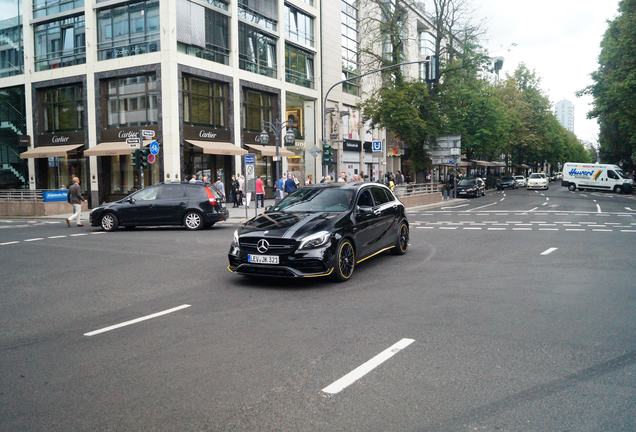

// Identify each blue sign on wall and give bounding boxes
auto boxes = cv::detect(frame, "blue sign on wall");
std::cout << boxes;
[371,140,382,153]
[43,190,68,202]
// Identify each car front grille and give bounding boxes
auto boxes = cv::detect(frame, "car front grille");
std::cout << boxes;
[289,259,326,274]
[239,237,297,254]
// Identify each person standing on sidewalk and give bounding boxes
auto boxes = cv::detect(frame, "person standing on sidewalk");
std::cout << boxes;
[66,177,84,227]
[255,176,265,208]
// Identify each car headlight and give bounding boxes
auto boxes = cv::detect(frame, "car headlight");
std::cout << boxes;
[298,231,331,250]
[231,229,239,247]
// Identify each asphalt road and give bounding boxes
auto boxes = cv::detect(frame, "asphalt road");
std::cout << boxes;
[1,184,635,431]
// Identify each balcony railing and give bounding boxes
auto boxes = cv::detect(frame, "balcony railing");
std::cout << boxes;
[97,33,160,61]
[178,42,229,65]
[34,47,85,71]
[239,55,277,78]
[285,68,313,88]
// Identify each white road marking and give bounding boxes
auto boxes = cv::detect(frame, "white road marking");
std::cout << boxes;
[592,229,613,232]
[47,235,67,239]
[563,224,581,227]
[541,202,548,206]
[467,202,498,211]
[539,228,559,231]
[620,230,636,233]
[588,225,607,228]
[84,304,192,337]
[514,223,532,226]
[540,247,558,256]
[539,224,557,226]
[441,204,470,209]
[512,228,532,231]
[0,241,19,245]
[70,233,87,237]
[24,238,44,242]
[596,204,602,214]
[506,221,523,224]
[322,338,415,395]
[416,226,434,229]
[545,197,550,201]
[487,227,506,231]
[499,198,505,202]
[477,213,488,216]
[528,207,538,212]
[463,227,482,230]
[565,229,586,232]
[439,227,458,230]
[90,232,107,235]
[529,221,547,224]
[626,207,635,212]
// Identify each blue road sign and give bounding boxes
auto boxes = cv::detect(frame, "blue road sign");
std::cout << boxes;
[371,140,382,153]
[42,190,68,202]
[244,153,256,164]
[149,140,160,155]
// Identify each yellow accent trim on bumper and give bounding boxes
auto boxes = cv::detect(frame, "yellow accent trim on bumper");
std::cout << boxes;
[356,246,395,264]
[302,268,334,278]
[227,265,235,273]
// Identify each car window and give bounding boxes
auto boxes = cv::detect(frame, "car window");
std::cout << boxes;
[272,187,355,213]
[371,187,391,205]
[502,177,514,181]
[134,186,158,201]
[458,179,476,186]
[357,189,374,207]
[607,170,619,180]
[529,173,542,179]
[158,184,185,199]
[185,185,207,200]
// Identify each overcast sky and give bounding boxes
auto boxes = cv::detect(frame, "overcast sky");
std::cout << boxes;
[475,0,620,144]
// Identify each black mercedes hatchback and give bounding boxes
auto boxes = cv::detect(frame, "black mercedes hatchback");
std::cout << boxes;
[228,183,409,282]
[90,183,228,231]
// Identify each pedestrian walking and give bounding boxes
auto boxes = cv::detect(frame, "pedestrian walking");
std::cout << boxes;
[284,173,297,195]
[230,175,238,207]
[255,176,265,208]
[237,174,245,206]
[66,176,85,227]
[276,174,285,201]
[388,175,396,192]
[214,176,225,200]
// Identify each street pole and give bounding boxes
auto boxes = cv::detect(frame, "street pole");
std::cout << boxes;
[321,60,426,178]
[139,129,144,189]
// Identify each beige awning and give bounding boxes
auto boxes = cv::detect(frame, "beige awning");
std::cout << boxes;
[84,141,132,156]
[20,144,83,159]
[186,140,247,156]
[246,144,294,157]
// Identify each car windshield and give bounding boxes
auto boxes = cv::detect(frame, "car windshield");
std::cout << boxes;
[272,187,355,213]
[529,173,544,179]
[616,169,630,179]
[514,176,524,179]
[502,177,514,181]
[458,179,476,186]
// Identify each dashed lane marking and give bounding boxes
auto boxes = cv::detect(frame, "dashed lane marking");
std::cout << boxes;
[565,229,586,232]
[322,338,415,395]
[0,241,19,246]
[463,227,482,230]
[24,238,44,242]
[539,228,559,231]
[596,204,602,214]
[592,229,613,232]
[487,227,506,231]
[512,228,532,231]
[540,247,558,256]
[70,233,87,237]
[84,304,192,337]
[621,230,636,233]
[48,235,67,239]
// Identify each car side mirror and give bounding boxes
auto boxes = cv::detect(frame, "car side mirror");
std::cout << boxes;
[126,197,135,204]
[264,205,273,213]
[356,205,373,215]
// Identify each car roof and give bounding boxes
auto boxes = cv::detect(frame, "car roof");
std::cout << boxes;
[304,182,386,191]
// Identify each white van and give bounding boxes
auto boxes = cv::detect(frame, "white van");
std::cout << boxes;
[562,162,633,194]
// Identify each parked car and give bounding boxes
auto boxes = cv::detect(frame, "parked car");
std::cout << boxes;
[456,177,486,198]
[514,175,527,187]
[526,173,549,190]
[496,176,517,190]
[228,183,409,282]
[90,182,228,231]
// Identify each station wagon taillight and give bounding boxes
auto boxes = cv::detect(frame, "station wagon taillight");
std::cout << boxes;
[205,187,217,205]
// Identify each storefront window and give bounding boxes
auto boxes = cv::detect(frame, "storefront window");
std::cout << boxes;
[34,15,86,71]
[106,74,158,127]
[97,0,160,61]
[0,0,23,78]
[242,89,273,132]
[35,151,86,190]
[33,0,84,18]
[177,0,230,65]
[182,76,228,127]
[285,44,314,88]
[239,23,277,78]
[43,85,84,132]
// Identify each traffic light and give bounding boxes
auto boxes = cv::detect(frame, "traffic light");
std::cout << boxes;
[131,149,141,167]
[139,148,150,169]
[322,142,333,165]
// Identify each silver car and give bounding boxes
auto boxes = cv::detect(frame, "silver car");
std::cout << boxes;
[514,175,526,187]
[526,173,549,190]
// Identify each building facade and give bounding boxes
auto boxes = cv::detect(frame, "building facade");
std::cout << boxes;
[555,99,575,133]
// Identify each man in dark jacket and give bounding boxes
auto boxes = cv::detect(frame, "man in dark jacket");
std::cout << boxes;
[284,173,297,195]
[66,177,84,227]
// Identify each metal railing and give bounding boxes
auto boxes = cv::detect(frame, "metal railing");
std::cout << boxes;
[0,189,44,201]
[393,182,442,197]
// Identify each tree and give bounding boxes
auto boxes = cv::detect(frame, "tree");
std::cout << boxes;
[580,0,636,169]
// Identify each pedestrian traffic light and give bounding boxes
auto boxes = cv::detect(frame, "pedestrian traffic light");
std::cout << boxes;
[322,142,333,165]
[131,149,141,167]
[139,148,150,169]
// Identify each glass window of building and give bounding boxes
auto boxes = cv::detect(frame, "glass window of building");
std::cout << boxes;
[285,5,314,47]
[239,23,277,78]
[238,0,277,32]
[285,44,314,88]
[34,15,86,71]
[42,85,84,132]
[33,0,84,18]
[0,0,23,78]
[242,90,273,132]
[0,85,27,188]
[341,0,359,95]
[177,0,230,65]
[105,74,158,127]
[97,0,160,61]
[182,76,228,128]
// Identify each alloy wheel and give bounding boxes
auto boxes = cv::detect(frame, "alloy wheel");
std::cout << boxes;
[101,214,116,231]
[338,241,355,279]
[398,223,409,253]
[185,212,202,230]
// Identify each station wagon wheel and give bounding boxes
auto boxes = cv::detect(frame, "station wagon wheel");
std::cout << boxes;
[393,222,409,255]
[333,240,355,282]
[184,211,203,230]
[100,213,118,232]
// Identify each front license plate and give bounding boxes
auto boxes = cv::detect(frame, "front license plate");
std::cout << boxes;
[248,254,279,264]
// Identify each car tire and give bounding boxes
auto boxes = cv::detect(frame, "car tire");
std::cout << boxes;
[568,183,576,192]
[100,213,118,232]
[333,239,355,282]
[392,221,409,255]
[183,211,203,230]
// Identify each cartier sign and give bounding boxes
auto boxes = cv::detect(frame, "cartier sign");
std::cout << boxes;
[183,124,231,142]
[52,136,70,143]
[101,127,160,142]
[36,131,85,146]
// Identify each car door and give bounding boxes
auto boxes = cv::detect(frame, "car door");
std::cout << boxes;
[126,186,160,225]
[370,186,398,247]
[154,184,187,225]
[352,188,378,258]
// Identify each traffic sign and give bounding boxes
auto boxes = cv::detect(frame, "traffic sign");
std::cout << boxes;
[371,140,382,153]
[126,137,141,149]
[244,153,256,180]
[149,140,160,155]
[141,129,155,139]
[308,146,321,157]
[147,153,157,165]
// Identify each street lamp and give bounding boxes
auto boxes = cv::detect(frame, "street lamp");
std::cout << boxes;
[256,119,296,199]
[321,60,431,177]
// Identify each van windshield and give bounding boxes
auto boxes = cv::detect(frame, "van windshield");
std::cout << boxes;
[616,169,630,179]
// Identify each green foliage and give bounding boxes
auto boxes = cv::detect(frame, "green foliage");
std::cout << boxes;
[581,0,636,168]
